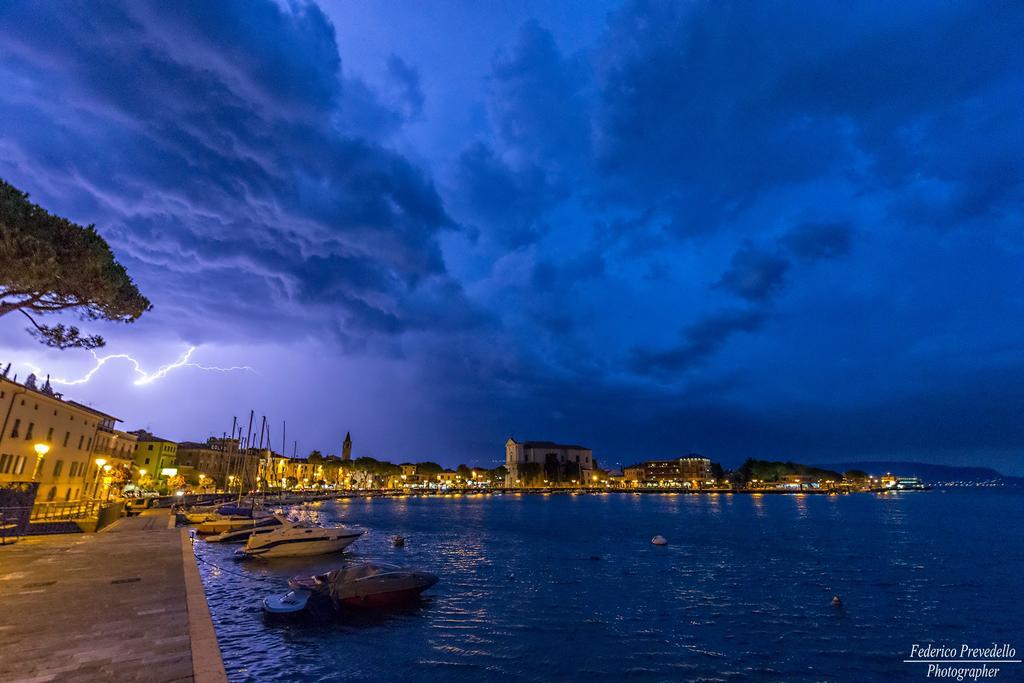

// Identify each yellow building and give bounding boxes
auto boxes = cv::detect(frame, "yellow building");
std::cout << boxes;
[130,430,178,484]
[0,373,118,503]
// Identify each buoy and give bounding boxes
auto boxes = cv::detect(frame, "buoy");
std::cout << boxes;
[651,535,668,546]
[832,595,843,607]
[393,535,405,547]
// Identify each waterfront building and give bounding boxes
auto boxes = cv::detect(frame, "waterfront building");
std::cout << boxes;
[130,430,178,483]
[0,373,119,503]
[436,471,459,486]
[176,438,253,489]
[625,456,712,487]
[90,421,138,471]
[504,438,594,487]
[90,421,139,498]
[623,465,645,485]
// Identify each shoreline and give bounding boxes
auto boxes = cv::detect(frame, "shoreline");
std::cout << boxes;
[180,525,228,683]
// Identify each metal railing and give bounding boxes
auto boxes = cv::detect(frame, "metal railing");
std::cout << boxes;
[29,498,102,521]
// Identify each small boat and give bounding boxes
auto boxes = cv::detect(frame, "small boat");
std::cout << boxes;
[197,512,275,535]
[262,589,312,615]
[290,563,438,608]
[237,522,363,559]
[651,535,668,546]
[206,514,290,543]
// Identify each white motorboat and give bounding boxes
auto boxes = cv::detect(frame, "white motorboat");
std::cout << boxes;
[237,522,363,559]
[206,514,290,543]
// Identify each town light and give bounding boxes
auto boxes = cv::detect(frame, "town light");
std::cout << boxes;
[95,457,107,468]
[33,443,50,457]
[103,464,112,472]
[139,469,147,477]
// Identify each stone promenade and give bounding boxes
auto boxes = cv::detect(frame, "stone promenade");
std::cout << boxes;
[0,509,226,682]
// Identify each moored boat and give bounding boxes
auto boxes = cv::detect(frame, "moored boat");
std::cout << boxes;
[206,514,290,542]
[262,589,312,615]
[197,512,275,535]
[289,563,438,608]
[236,522,363,559]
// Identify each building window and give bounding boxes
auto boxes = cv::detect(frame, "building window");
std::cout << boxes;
[69,462,78,478]
[144,457,150,465]
[64,488,71,501]
[86,437,92,450]
[46,427,54,442]
[46,486,56,501]
[10,419,20,438]
[53,460,64,477]
[0,453,11,473]
[78,435,84,449]
[147,444,154,451]
[13,455,26,475]
[63,432,70,447]
[25,422,34,440]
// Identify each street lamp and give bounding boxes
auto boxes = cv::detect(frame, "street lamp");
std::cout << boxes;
[93,458,107,499]
[102,464,112,501]
[31,443,50,482]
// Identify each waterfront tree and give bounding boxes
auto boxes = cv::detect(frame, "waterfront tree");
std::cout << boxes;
[0,178,151,349]
[416,461,443,476]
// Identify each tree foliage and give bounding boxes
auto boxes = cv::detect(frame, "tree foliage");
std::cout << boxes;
[415,461,443,475]
[736,458,842,483]
[0,179,151,348]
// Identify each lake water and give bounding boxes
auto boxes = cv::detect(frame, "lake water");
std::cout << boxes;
[196,490,1023,681]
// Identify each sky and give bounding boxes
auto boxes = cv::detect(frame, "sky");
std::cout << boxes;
[1,1,1023,473]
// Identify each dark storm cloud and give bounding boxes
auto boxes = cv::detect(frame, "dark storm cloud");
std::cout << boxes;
[448,20,589,249]
[2,0,1024,471]
[454,142,565,248]
[630,309,768,377]
[0,0,477,343]
[714,245,790,303]
[592,1,1024,236]
[384,55,425,122]
[487,20,591,169]
[781,222,853,261]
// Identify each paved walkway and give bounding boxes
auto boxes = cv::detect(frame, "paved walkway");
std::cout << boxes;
[0,509,225,682]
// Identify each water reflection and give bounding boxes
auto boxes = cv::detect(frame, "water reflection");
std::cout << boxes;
[197,491,1024,682]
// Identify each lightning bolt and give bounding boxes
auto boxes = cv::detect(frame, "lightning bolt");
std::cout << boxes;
[22,346,253,386]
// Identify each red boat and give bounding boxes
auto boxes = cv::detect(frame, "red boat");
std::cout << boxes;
[289,563,438,608]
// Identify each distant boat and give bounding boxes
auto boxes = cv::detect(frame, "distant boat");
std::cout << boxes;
[237,521,362,559]
[892,477,931,491]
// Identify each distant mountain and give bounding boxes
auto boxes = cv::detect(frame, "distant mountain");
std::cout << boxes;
[815,461,1022,486]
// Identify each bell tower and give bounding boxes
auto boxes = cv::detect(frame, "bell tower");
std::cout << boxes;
[342,431,352,461]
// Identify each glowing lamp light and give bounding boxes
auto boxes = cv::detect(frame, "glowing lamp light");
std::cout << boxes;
[103,464,112,472]
[160,467,177,477]
[33,443,50,457]
[94,457,107,468]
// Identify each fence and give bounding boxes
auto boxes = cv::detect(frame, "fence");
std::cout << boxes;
[0,499,108,542]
